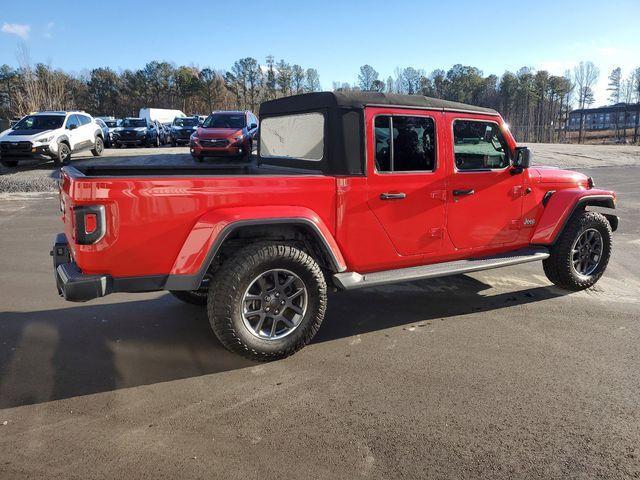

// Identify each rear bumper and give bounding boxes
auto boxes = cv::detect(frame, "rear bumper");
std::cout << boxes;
[52,234,111,302]
[52,233,168,302]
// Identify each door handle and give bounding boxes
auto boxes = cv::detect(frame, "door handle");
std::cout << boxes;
[452,189,475,196]
[380,192,406,200]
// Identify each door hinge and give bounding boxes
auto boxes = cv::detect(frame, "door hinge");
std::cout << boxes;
[431,190,446,201]
[429,227,444,238]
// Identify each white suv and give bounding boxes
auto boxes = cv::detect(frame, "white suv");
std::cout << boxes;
[0,111,105,167]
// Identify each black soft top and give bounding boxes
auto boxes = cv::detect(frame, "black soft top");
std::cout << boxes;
[260,91,497,116]
[258,92,497,176]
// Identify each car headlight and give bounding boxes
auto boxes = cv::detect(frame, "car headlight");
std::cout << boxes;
[35,135,54,143]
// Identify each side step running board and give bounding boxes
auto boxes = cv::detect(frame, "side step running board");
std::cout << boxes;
[333,247,550,290]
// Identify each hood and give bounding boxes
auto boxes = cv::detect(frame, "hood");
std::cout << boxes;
[531,166,590,187]
[5,128,55,139]
[197,127,242,140]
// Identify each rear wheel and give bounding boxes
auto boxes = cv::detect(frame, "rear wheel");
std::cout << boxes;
[91,136,104,156]
[208,243,327,361]
[1,159,18,168]
[543,211,612,290]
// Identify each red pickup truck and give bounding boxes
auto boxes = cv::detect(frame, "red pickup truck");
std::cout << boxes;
[53,92,618,360]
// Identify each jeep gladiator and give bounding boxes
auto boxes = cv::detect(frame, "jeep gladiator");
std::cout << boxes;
[53,92,618,360]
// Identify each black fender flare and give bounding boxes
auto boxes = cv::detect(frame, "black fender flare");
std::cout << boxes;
[164,218,345,291]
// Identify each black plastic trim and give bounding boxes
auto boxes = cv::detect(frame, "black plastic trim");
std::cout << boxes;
[73,204,106,245]
[539,195,616,246]
[164,218,345,291]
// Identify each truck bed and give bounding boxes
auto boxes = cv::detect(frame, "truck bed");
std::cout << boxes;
[67,163,321,178]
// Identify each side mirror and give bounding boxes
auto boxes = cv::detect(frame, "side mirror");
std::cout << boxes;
[513,146,531,170]
[68,124,78,130]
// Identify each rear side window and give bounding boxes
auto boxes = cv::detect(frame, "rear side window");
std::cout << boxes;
[77,115,91,126]
[260,112,324,161]
[65,115,80,129]
[374,115,436,172]
[453,120,510,171]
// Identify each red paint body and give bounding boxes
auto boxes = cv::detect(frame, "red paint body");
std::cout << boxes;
[59,107,615,280]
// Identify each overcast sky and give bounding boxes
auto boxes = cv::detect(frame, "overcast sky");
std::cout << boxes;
[1,0,638,106]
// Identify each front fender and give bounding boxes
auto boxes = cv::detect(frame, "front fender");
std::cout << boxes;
[531,188,616,245]
[164,206,346,290]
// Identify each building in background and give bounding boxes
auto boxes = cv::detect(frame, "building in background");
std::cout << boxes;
[568,103,639,131]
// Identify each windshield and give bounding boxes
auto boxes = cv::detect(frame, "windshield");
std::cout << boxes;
[173,117,199,127]
[105,120,119,128]
[13,115,64,131]
[121,118,146,128]
[203,114,246,129]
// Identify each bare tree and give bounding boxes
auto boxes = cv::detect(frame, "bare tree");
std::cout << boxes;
[357,65,379,91]
[573,61,600,143]
[607,67,622,139]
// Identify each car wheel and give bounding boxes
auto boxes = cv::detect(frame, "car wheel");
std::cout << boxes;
[1,159,18,168]
[208,243,327,361]
[543,211,612,291]
[91,136,104,156]
[54,143,71,166]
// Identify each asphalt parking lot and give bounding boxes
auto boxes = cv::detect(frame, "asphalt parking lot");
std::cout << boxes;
[0,148,639,479]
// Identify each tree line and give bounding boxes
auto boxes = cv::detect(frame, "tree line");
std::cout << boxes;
[1,46,639,143]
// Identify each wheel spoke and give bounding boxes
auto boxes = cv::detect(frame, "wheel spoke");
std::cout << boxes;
[289,304,304,315]
[255,314,266,335]
[288,288,304,301]
[281,275,295,290]
[269,318,278,337]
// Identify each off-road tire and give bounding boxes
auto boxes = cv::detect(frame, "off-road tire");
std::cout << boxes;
[208,243,327,361]
[1,159,18,168]
[91,136,104,156]
[170,290,208,306]
[543,210,612,290]
[54,142,71,166]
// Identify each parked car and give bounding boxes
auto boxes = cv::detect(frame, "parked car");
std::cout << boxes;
[0,110,104,167]
[152,120,168,145]
[52,92,618,361]
[190,110,258,161]
[169,116,200,146]
[94,118,112,147]
[112,117,160,148]
[103,119,120,145]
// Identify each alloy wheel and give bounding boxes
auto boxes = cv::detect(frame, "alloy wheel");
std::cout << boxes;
[571,228,603,276]
[241,269,308,340]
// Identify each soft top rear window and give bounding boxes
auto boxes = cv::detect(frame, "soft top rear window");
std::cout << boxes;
[260,112,324,161]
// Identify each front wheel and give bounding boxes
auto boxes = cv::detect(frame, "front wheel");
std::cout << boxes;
[54,143,71,166]
[91,136,104,156]
[208,243,327,361]
[543,211,612,290]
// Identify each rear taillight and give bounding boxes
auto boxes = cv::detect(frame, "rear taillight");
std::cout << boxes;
[73,205,106,245]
